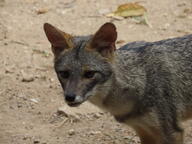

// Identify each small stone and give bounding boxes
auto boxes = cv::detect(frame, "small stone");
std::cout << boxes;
[30,98,39,103]
[57,106,77,117]
[57,106,81,122]
[49,85,53,88]
[37,111,41,115]
[33,140,40,144]
[68,129,75,136]
[5,67,14,74]
[21,71,34,82]
[92,113,101,119]
[49,78,54,82]
[17,102,22,108]
[22,136,28,140]
[89,130,102,135]
[22,76,34,82]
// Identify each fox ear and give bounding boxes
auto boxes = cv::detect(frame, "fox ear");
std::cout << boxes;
[90,22,117,58]
[43,23,73,57]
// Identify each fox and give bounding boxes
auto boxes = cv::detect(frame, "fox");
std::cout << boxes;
[43,22,192,144]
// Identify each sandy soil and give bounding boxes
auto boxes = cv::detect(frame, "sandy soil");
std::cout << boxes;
[0,0,192,144]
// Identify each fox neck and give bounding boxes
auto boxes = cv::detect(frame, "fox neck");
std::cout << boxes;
[88,72,135,117]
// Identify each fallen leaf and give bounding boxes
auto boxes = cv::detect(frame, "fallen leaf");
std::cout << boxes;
[107,2,147,18]
[106,2,151,27]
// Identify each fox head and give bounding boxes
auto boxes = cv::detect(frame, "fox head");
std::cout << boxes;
[44,23,117,107]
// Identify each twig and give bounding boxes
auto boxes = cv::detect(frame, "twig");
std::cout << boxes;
[56,118,69,128]
[10,40,29,46]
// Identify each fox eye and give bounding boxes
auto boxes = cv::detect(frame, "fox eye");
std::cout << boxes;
[83,71,96,79]
[59,71,70,79]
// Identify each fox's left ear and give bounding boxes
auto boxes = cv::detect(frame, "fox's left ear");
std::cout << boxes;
[90,22,117,59]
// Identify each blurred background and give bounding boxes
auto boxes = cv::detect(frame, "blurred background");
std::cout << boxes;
[0,0,192,144]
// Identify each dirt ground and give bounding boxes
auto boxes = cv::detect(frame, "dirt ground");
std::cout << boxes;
[0,0,192,144]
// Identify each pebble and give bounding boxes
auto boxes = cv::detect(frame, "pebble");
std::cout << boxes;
[21,70,35,82]
[33,140,40,144]
[58,106,78,117]
[92,113,102,119]
[22,76,34,82]
[89,130,102,135]
[68,129,75,136]
[49,78,54,82]
[5,67,14,74]
[30,98,39,103]
[57,106,81,122]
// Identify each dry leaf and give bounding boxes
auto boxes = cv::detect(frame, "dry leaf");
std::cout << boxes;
[106,3,151,27]
[107,2,147,18]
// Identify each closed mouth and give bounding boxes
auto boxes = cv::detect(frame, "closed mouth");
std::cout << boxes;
[67,102,82,107]
[65,94,92,107]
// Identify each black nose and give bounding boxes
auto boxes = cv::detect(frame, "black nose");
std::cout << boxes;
[65,94,76,102]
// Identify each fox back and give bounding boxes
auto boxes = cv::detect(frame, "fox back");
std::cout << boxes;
[44,22,192,144]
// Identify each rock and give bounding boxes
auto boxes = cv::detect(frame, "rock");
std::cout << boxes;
[89,130,102,135]
[33,140,40,144]
[49,78,54,82]
[92,113,102,119]
[21,71,34,82]
[57,106,81,122]
[49,84,53,88]
[57,103,102,122]
[22,76,34,82]
[30,98,39,103]
[68,129,75,136]
[5,67,14,74]
[57,106,79,117]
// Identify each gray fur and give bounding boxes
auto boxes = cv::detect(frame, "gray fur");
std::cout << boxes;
[44,23,192,144]
[107,35,192,144]
[54,36,113,106]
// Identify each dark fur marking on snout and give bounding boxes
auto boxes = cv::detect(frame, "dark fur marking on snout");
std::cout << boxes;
[82,71,112,98]
[82,79,98,97]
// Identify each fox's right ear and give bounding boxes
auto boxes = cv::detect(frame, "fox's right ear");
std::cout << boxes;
[89,22,117,59]
[43,23,73,57]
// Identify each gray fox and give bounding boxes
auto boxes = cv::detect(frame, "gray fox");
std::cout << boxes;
[44,22,192,144]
